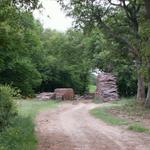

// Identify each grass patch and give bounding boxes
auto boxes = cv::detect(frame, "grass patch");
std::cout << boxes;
[88,84,96,93]
[91,98,150,133]
[18,99,58,118]
[0,99,58,150]
[0,117,37,150]
[111,98,150,118]
[128,124,150,133]
[90,107,128,125]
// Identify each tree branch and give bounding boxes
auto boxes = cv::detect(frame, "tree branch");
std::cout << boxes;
[107,0,122,7]
[98,19,139,57]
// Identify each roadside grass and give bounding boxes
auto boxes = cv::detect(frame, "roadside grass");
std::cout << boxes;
[0,116,37,150]
[88,84,96,93]
[0,99,58,150]
[91,98,150,133]
[18,99,58,118]
[90,106,128,125]
[128,123,150,133]
[111,97,150,117]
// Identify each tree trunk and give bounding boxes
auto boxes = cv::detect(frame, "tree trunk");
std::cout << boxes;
[144,0,150,20]
[145,81,150,107]
[145,60,150,107]
[144,0,150,107]
[137,71,145,102]
[136,59,145,102]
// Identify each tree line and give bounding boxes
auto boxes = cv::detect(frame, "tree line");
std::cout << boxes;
[0,0,91,96]
[58,0,150,107]
[0,0,150,108]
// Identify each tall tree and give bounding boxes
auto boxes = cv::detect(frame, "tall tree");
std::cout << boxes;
[0,2,42,96]
[142,0,150,107]
[144,0,150,20]
[58,0,147,102]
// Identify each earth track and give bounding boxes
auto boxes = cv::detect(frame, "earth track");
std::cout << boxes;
[36,102,150,150]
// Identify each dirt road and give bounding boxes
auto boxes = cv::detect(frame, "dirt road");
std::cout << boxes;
[36,102,150,150]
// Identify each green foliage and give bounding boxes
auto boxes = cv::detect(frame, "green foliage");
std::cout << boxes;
[58,0,150,101]
[0,2,42,96]
[0,116,37,150]
[90,107,128,125]
[89,73,96,85]
[0,60,42,96]
[1,0,149,99]
[36,29,91,94]
[128,124,150,133]
[0,100,58,150]
[82,29,137,96]
[0,0,91,95]
[0,85,18,130]
[88,84,96,93]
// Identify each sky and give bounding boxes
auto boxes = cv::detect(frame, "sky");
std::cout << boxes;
[33,0,73,32]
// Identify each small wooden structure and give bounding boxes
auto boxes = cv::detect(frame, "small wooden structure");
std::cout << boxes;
[54,88,74,100]
[95,73,119,102]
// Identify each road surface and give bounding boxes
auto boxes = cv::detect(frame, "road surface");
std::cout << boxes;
[36,102,150,150]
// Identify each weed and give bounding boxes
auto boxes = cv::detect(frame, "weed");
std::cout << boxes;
[0,99,58,150]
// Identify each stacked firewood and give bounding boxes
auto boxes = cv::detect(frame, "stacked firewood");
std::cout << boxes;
[95,73,119,102]
[37,88,74,101]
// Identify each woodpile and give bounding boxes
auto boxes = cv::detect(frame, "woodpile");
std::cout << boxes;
[37,88,74,101]
[95,73,119,102]
[54,88,74,100]
[37,92,56,100]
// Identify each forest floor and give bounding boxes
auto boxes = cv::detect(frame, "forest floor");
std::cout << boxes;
[36,101,150,150]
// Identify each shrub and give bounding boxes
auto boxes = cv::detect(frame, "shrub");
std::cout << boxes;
[0,116,37,150]
[0,85,18,130]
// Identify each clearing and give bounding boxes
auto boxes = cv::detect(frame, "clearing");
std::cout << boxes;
[36,101,150,150]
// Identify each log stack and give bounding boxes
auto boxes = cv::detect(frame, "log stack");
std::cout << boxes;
[37,92,56,100]
[54,88,74,100]
[95,73,119,102]
[37,88,75,101]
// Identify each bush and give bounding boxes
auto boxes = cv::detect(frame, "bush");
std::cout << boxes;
[0,85,18,130]
[0,116,37,150]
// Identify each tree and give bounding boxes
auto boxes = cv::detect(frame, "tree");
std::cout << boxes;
[144,0,150,20]
[141,0,150,107]
[0,2,42,96]
[82,28,137,96]
[58,0,149,102]
[36,29,91,94]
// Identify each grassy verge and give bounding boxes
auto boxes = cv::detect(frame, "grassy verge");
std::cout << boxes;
[18,100,58,118]
[128,124,150,133]
[0,99,58,150]
[90,107,128,125]
[91,98,150,133]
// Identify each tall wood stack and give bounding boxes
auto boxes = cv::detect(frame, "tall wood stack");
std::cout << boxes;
[95,73,119,102]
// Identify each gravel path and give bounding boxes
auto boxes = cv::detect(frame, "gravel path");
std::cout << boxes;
[36,102,150,150]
